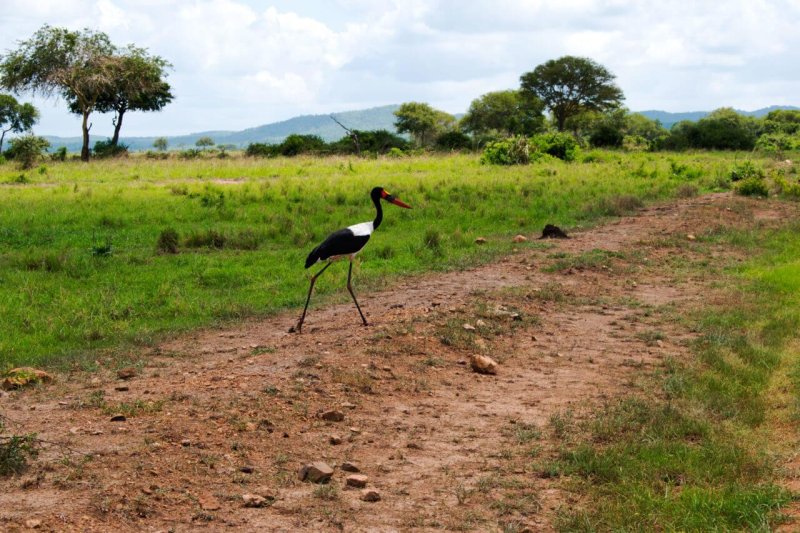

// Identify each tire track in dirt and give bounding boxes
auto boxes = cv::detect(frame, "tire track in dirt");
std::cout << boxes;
[1,192,797,532]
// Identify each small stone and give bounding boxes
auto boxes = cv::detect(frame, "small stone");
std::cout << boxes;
[181,439,191,447]
[114,385,129,392]
[457,359,467,365]
[462,323,476,331]
[242,493,269,508]
[298,462,334,483]
[109,414,127,422]
[341,462,360,473]
[360,489,381,502]
[474,237,487,245]
[239,465,255,474]
[320,410,345,422]
[25,518,42,529]
[346,474,368,488]
[341,401,357,409]
[116,367,137,380]
[475,319,487,327]
[512,234,528,243]
[470,354,498,375]
[329,435,342,445]
[687,234,696,241]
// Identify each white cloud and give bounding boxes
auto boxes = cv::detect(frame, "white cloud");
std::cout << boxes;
[1,0,798,136]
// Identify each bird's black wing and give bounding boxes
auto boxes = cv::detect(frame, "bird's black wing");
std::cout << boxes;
[305,228,371,268]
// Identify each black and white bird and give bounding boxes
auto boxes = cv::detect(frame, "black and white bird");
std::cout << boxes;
[291,186,411,333]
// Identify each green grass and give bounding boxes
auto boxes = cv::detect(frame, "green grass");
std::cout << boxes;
[0,151,767,368]
[552,222,800,531]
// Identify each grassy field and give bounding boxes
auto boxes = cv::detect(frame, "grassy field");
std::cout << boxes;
[0,150,783,369]
[552,220,800,530]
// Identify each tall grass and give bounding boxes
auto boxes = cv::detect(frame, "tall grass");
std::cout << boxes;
[0,151,758,368]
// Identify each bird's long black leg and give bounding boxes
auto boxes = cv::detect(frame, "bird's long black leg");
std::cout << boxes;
[294,262,332,333]
[347,259,368,326]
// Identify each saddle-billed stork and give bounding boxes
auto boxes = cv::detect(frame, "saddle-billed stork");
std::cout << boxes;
[291,186,411,333]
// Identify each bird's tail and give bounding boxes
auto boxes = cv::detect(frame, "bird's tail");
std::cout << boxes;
[304,245,322,269]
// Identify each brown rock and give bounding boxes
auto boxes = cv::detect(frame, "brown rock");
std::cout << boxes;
[329,435,342,445]
[242,493,269,508]
[341,462,360,473]
[298,462,334,483]
[25,518,42,529]
[512,234,528,243]
[360,489,381,502]
[470,354,498,375]
[2,368,53,390]
[319,410,345,422]
[116,367,137,380]
[346,474,369,488]
[474,237,487,244]
[462,323,476,331]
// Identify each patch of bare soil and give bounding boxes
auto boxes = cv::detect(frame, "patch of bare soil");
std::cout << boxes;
[1,193,798,532]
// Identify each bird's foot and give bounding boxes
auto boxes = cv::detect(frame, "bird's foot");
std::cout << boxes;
[289,323,302,334]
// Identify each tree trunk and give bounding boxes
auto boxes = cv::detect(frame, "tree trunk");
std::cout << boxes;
[0,129,7,154]
[111,108,126,147]
[81,111,91,162]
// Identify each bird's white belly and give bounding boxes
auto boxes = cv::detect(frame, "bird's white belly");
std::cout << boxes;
[348,221,374,236]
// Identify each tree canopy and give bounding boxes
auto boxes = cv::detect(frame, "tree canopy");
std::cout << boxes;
[460,90,544,137]
[520,56,624,132]
[1,25,172,160]
[394,102,455,147]
[0,93,39,153]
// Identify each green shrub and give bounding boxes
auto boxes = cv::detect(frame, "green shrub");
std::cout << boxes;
[530,132,579,161]
[245,143,278,158]
[179,148,202,159]
[93,140,128,158]
[435,131,472,151]
[480,137,530,165]
[736,177,769,197]
[729,161,764,182]
[156,228,180,254]
[50,146,67,162]
[0,434,39,476]
[387,147,405,158]
[6,135,50,169]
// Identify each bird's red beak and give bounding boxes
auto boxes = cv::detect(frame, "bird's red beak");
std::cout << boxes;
[381,190,412,209]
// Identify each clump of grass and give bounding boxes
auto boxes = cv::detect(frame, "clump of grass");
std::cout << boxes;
[0,434,39,476]
[156,228,180,254]
[735,177,769,197]
[675,183,699,198]
[313,484,339,500]
[185,229,226,249]
[423,229,442,252]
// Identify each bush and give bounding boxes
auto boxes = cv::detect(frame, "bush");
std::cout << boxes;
[387,147,405,158]
[736,177,769,197]
[0,434,39,476]
[435,131,472,151]
[245,142,278,158]
[93,139,128,158]
[179,148,202,159]
[156,228,180,254]
[279,134,325,156]
[755,133,799,155]
[530,132,579,161]
[729,161,764,182]
[480,137,530,165]
[50,146,67,162]
[185,229,227,249]
[6,135,50,169]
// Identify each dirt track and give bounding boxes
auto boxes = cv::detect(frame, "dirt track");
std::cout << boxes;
[1,192,798,532]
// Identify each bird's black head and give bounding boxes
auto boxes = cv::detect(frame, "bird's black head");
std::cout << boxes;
[371,186,411,209]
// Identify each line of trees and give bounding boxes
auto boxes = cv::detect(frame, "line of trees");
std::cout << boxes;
[0,25,173,161]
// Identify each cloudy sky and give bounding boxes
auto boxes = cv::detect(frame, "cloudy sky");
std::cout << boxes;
[1,0,798,137]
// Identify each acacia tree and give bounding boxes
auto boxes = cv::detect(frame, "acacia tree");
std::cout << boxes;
[0,93,39,153]
[394,102,454,147]
[71,46,172,147]
[461,90,544,137]
[0,25,118,161]
[520,56,624,132]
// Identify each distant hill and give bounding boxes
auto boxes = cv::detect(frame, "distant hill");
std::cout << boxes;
[41,104,799,152]
[44,104,402,152]
[638,105,800,129]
